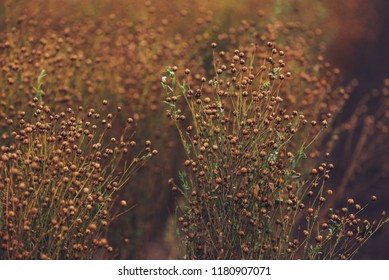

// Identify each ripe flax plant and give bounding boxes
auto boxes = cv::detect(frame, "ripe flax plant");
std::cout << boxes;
[163,43,388,260]
[211,19,353,161]
[0,2,214,258]
[0,74,157,259]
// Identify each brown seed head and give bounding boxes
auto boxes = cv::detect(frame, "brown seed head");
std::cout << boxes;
[120,200,127,207]
[315,235,323,243]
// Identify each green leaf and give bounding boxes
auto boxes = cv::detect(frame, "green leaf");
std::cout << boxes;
[291,160,298,170]
[161,81,167,92]
[178,170,189,191]
[271,67,283,79]
[35,69,46,104]
[180,81,187,92]
[261,81,270,91]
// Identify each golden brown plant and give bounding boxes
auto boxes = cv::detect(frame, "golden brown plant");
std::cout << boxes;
[0,87,155,259]
[1,0,387,260]
[164,44,387,259]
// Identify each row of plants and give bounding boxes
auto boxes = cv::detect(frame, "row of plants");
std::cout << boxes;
[1,0,387,259]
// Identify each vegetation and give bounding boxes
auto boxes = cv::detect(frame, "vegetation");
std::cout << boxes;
[0,0,387,259]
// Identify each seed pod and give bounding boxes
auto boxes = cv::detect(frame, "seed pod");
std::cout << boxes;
[347,198,355,205]
[315,235,323,243]
[120,200,127,207]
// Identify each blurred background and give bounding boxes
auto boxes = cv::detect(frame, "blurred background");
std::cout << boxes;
[1,0,388,259]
